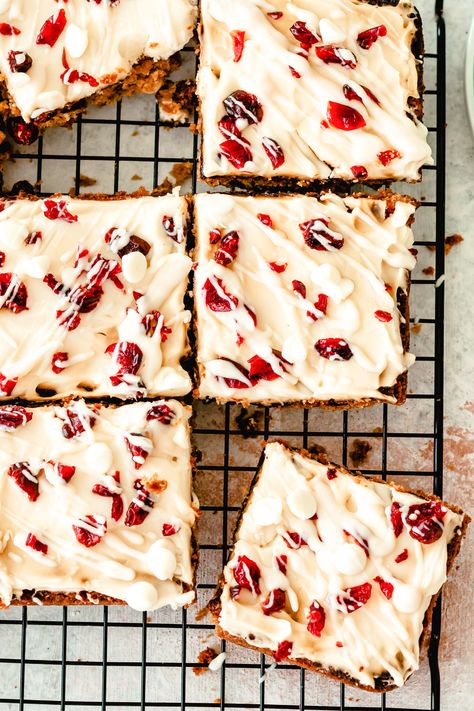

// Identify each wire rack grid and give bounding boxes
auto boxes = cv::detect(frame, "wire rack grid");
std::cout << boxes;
[0,1,448,709]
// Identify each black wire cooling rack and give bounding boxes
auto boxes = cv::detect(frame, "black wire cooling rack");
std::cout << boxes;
[0,1,449,709]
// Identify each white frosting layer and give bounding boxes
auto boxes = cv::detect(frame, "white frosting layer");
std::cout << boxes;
[198,0,432,181]
[217,442,465,688]
[0,194,192,400]
[194,192,416,404]
[0,400,197,611]
[0,0,197,122]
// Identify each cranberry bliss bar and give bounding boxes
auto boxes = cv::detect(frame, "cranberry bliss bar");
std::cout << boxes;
[0,399,198,611]
[193,192,416,407]
[0,0,197,141]
[197,0,432,186]
[0,193,192,400]
[209,442,469,691]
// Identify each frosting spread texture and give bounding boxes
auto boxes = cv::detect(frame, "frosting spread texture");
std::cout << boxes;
[0,0,197,122]
[0,194,192,400]
[0,399,197,611]
[194,192,416,404]
[216,442,465,688]
[198,0,432,181]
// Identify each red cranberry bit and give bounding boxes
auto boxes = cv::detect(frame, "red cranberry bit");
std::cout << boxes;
[316,46,356,69]
[0,253,4,268]
[0,273,28,313]
[267,11,283,20]
[203,277,238,312]
[307,600,326,636]
[7,117,38,145]
[217,357,251,389]
[327,101,366,131]
[231,30,245,62]
[52,352,68,374]
[248,352,288,385]
[25,533,48,555]
[262,137,285,169]
[299,218,344,251]
[233,555,261,594]
[42,199,78,223]
[73,515,107,548]
[257,214,273,228]
[0,23,20,35]
[0,405,32,431]
[290,21,318,47]
[351,165,368,180]
[92,482,124,522]
[326,467,337,480]
[269,261,287,273]
[375,310,393,322]
[8,462,39,501]
[223,90,263,124]
[125,480,155,527]
[48,461,76,483]
[276,554,287,574]
[274,640,293,662]
[395,548,409,564]
[363,86,381,105]
[142,310,171,341]
[0,373,17,396]
[209,228,222,244]
[146,403,175,424]
[357,24,387,50]
[214,230,240,266]
[219,138,253,169]
[262,588,286,615]
[315,338,353,361]
[284,531,307,549]
[162,215,181,243]
[61,407,96,439]
[406,501,447,544]
[36,9,67,47]
[292,280,306,298]
[125,434,152,469]
[374,576,394,600]
[343,84,362,103]
[289,66,301,78]
[336,641,344,648]
[378,149,402,166]
[105,228,151,259]
[8,51,32,73]
[56,309,81,331]
[25,231,42,245]
[390,502,403,537]
[107,342,143,387]
[69,283,103,313]
[337,582,372,613]
[218,115,242,140]
[163,523,180,536]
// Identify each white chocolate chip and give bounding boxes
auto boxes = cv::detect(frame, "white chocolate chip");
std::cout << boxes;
[319,18,346,44]
[122,251,148,283]
[282,335,307,363]
[124,581,159,611]
[334,543,367,575]
[65,24,89,58]
[208,652,226,671]
[86,442,113,476]
[147,540,177,580]
[18,256,50,280]
[252,496,283,526]
[392,584,422,614]
[286,488,317,520]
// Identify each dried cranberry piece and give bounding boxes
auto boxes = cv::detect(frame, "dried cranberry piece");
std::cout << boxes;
[290,21,318,47]
[0,373,17,396]
[307,600,326,636]
[0,406,32,431]
[316,46,356,69]
[374,310,392,322]
[8,462,39,501]
[69,283,103,313]
[42,199,78,223]
[405,501,447,544]
[292,280,306,298]
[248,351,289,385]
[141,310,171,341]
[25,231,42,245]
[162,216,181,243]
[223,90,263,124]
[337,582,372,613]
[257,214,273,227]
[357,24,387,50]
[390,502,403,537]
[262,588,286,615]
[308,293,328,322]
[233,555,261,594]
[209,228,223,244]
[125,480,155,527]
[231,30,245,62]
[377,149,401,166]
[217,116,241,140]
[7,117,38,145]
[276,554,287,574]
[0,23,20,35]
[268,11,283,20]
[146,403,175,424]
[36,9,67,47]
[214,231,240,266]
[315,338,353,361]
[107,342,143,387]
[48,460,76,483]
[284,531,307,549]
[203,277,238,312]
[92,482,124,522]
[0,252,5,268]
[8,50,32,73]
[105,229,151,259]
[219,138,252,169]
[262,137,285,169]
[395,548,409,563]
[57,310,81,331]
[217,357,251,389]
[289,66,301,78]
[351,165,368,180]
[274,640,293,662]
[363,86,380,105]
[61,407,96,439]
[25,533,48,555]
[299,219,344,251]
[163,523,180,536]
[125,434,152,469]
[268,261,287,273]
[73,515,107,548]
[52,352,68,374]
[327,101,366,131]
[0,273,28,312]
[374,576,393,600]
[326,467,337,480]
[342,84,362,103]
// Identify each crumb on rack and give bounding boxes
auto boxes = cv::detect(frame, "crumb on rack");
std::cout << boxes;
[235,407,263,438]
[349,439,372,468]
[78,174,97,187]
[422,266,435,276]
[444,233,464,254]
[192,647,219,676]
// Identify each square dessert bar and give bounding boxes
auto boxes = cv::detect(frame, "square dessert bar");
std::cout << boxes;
[198,0,432,186]
[194,192,416,407]
[0,399,198,611]
[210,442,469,691]
[0,193,192,400]
[0,0,197,141]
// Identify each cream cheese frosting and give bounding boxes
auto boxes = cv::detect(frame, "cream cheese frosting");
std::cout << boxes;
[194,192,416,404]
[0,0,197,122]
[0,193,192,400]
[216,442,465,689]
[198,0,432,181]
[0,399,198,611]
